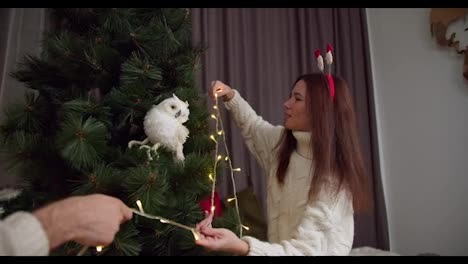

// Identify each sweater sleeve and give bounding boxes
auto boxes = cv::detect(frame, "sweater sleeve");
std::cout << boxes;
[223,90,284,171]
[241,189,354,256]
[0,211,49,256]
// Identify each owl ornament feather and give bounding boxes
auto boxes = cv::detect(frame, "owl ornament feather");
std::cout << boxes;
[128,94,190,162]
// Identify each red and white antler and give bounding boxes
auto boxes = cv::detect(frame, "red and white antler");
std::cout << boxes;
[315,49,324,72]
[325,43,333,74]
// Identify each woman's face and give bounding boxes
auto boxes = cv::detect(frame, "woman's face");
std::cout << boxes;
[283,80,311,131]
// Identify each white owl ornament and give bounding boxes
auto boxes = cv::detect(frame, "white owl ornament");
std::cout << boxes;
[128,94,190,162]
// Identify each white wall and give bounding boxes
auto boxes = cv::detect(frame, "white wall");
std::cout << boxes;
[366,8,468,256]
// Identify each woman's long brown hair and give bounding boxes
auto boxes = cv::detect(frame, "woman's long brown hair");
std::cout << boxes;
[275,73,370,212]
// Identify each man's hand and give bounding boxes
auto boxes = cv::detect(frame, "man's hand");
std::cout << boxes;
[34,194,133,250]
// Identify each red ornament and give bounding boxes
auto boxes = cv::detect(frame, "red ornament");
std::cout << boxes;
[199,191,222,217]
[326,43,333,52]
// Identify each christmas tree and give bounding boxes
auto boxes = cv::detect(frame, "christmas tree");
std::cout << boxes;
[0,8,239,256]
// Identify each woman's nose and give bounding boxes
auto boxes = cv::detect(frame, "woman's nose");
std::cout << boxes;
[284,99,291,109]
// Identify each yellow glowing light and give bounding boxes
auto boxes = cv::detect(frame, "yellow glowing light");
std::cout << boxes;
[227,197,236,202]
[217,155,222,161]
[211,114,217,120]
[136,200,144,213]
[211,206,216,212]
[96,246,103,252]
[213,105,218,110]
[208,173,213,181]
[191,229,200,241]
[210,135,217,142]
[217,130,223,135]
[242,225,250,231]
[233,168,241,172]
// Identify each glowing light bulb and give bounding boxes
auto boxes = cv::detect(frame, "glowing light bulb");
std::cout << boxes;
[191,229,200,241]
[96,246,103,252]
[136,200,144,213]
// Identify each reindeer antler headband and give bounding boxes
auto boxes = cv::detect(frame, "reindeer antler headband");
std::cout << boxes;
[314,43,335,102]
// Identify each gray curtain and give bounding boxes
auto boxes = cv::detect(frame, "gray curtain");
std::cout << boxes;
[0,8,47,188]
[191,8,389,250]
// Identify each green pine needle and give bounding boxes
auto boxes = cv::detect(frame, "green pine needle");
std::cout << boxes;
[166,153,213,197]
[123,165,169,214]
[106,83,156,109]
[121,52,162,86]
[183,134,216,156]
[105,222,142,256]
[1,91,53,137]
[11,55,69,90]
[44,32,77,59]
[102,8,132,34]
[104,85,155,131]
[70,162,118,195]
[56,116,109,170]
[62,99,112,128]
[1,131,42,171]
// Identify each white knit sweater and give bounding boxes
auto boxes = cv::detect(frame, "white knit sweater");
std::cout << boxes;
[224,90,354,256]
[0,211,49,255]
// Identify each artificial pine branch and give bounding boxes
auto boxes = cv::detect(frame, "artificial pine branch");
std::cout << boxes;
[166,153,213,197]
[11,55,69,89]
[122,164,169,214]
[120,52,162,86]
[62,99,112,128]
[70,161,119,196]
[103,222,142,256]
[56,116,109,170]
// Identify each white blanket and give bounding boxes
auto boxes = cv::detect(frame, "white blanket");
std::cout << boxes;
[350,247,400,256]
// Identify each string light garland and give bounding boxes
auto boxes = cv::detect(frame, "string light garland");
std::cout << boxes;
[131,208,201,241]
[209,94,220,218]
[77,246,89,256]
[210,90,244,237]
[77,244,103,256]
[77,200,201,256]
